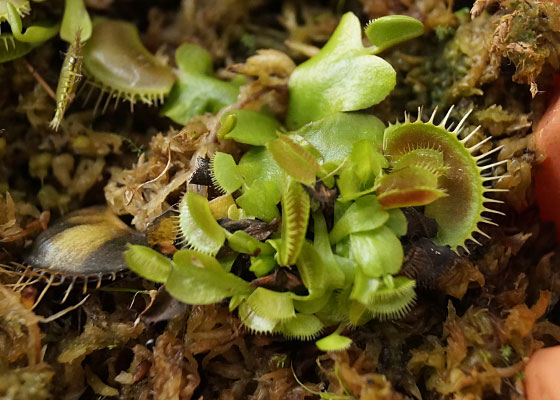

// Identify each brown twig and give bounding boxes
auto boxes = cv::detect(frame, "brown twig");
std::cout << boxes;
[24,58,56,100]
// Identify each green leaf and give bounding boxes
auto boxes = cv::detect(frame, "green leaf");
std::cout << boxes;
[178,191,226,255]
[333,254,358,286]
[161,43,240,124]
[218,109,281,146]
[229,294,245,311]
[227,230,274,256]
[235,147,284,222]
[348,300,372,326]
[275,313,323,340]
[210,152,243,195]
[236,179,281,222]
[312,212,345,288]
[350,270,381,305]
[277,177,310,266]
[246,287,295,322]
[295,113,385,164]
[376,166,447,209]
[250,254,277,277]
[267,134,324,186]
[365,15,424,54]
[385,208,407,237]
[329,195,389,244]
[295,241,327,293]
[238,300,277,334]
[315,331,352,352]
[166,249,253,305]
[175,42,213,75]
[124,244,173,283]
[238,146,283,186]
[349,226,403,278]
[287,12,396,128]
[60,0,92,43]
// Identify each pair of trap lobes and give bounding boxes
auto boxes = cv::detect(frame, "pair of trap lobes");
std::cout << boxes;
[7,207,147,303]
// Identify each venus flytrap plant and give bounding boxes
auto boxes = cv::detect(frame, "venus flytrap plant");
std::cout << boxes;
[364,15,424,54]
[275,313,324,340]
[376,166,448,208]
[50,32,83,130]
[126,11,504,351]
[315,327,353,352]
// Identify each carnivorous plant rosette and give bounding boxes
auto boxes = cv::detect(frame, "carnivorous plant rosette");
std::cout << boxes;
[124,12,504,350]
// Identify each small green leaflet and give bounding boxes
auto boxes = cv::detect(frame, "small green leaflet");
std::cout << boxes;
[161,43,241,124]
[218,109,281,146]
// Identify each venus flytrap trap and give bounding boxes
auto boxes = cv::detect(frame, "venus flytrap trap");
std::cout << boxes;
[275,176,310,266]
[125,11,505,351]
[0,35,34,63]
[383,107,506,251]
[82,18,176,113]
[0,0,31,21]
[50,31,84,131]
[178,191,226,256]
[5,1,59,44]
[49,0,92,130]
[0,0,58,64]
